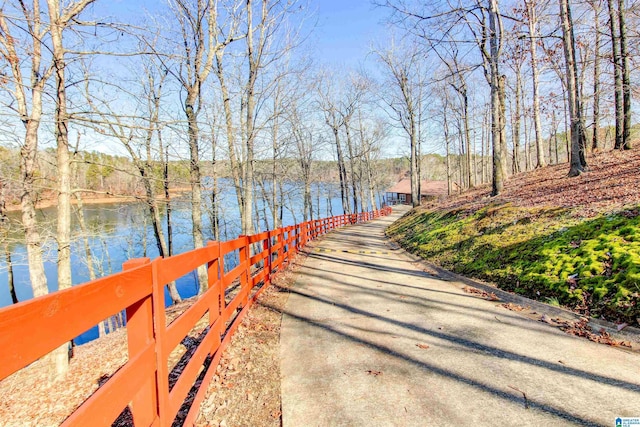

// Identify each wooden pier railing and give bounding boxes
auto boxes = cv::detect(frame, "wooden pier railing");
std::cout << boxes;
[0,207,392,426]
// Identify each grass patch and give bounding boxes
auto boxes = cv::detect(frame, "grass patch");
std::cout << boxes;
[387,204,640,325]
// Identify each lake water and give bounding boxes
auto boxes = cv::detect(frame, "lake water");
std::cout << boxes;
[0,182,361,344]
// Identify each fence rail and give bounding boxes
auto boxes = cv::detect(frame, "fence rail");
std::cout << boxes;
[0,207,392,426]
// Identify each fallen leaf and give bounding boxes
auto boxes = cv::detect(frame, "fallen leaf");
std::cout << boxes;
[540,314,557,325]
[616,322,628,331]
[416,344,430,350]
[487,292,500,301]
[500,303,527,312]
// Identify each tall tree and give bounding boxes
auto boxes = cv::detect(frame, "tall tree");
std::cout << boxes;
[47,0,96,302]
[0,0,95,381]
[0,1,52,304]
[339,75,369,214]
[287,101,316,222]
[590,0,603,152]
[523,0,546,168]
[560,0,588,176]
[48,0,97,379]
[1,1,54,380]
[83,58,183,304]
[607,0,624,150]
[486,0,507,195]
[618,0,631,149]
[317,72,351,214]
[167,0,238,293]
[375,42,425,207]
[433,46,473,189]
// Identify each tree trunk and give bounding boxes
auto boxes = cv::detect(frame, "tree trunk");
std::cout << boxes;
[481,108,488,183]
[216,51,245,222]
[48,0,91,381]
[0,179,17,304]
[463,91,472,188]
[490,0,505,196]
[270,110,280,230]
[343,120,360,213]
[444,100,452,195]
[48,0,72,297]
[525,0,546,168]
[72,190,110,336]
[498,75,509,180]
[607,0,624,150]
[618,0,631,149]
[5,246,17,304]
[560,0,588,177]
[332,126,350,214]
[592,1,602,152]
[512,70,522,174]
[211,126,221,240]
[410,117,420,207]
[145,178,182,303]
[185,90,208,294]
[20,124,49,299]
[160,130,174,253]
[359,113,378,211]
[69,146,105,334]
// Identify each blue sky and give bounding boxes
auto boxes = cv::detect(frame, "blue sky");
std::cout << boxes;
[311,0,390,67]
[98,0,390,68]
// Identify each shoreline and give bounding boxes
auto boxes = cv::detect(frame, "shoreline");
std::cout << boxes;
[4,188,192,212]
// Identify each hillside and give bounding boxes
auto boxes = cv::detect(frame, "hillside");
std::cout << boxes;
[387,149,640,327]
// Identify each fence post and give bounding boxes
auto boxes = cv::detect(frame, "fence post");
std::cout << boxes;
[207,241,223,322]
[239,236,250,307]
[287,226,296,258]
[301,222,308,247]
[277,228,285,266]
[264,234,272,285]
[123,258,158,427]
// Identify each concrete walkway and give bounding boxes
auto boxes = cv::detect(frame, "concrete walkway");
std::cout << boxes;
[280,206,640,427]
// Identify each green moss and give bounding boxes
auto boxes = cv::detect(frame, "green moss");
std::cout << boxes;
[388,204,640,325]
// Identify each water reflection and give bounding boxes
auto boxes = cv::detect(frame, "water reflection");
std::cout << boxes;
[0,182,371,344]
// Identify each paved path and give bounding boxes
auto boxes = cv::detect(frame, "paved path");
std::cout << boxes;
[280,206,640,427]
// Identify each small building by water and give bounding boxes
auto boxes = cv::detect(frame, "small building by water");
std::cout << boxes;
[384,179,448,205]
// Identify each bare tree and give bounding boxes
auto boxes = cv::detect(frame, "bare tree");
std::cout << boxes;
[375,42,425,207]
[287,101,316,221]
[523,0,547,168]
[0,2,52,303]
[356,109,387,211]
[317,71,351,214]
[487,0,507,195]
[83,58,183,304]
[214,0,304,233]
[618,0,631,149]
[339,74,370,213]
[607,0,624,150]
[590,0,603,152]
[432,46,473,189]
[166,0,239,293]
[0,1,63,381]
[560,0,588,176]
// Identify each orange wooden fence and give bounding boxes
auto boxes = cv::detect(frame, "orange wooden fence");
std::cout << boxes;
[0,207,392,426]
